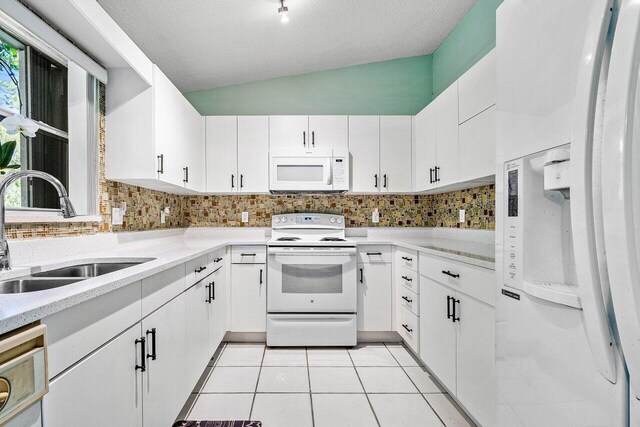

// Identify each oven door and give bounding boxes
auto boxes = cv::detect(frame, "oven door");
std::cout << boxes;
[267,246,357,313]
[270,154,333,192]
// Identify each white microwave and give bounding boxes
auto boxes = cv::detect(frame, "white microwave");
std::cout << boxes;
[269,148,349,193]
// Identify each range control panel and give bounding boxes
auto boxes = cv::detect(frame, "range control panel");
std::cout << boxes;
[272,213,344,228]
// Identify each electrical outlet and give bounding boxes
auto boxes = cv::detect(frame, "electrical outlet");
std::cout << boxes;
[160,210,166,224]
[459,209,466,223]
[372,209,380,224]
[241,211,249,223]
[111,207,123,226]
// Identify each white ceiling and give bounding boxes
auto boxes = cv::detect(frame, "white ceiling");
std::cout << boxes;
[96,0,476,92]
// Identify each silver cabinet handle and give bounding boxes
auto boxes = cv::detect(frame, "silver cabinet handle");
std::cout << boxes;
[157,154,164,174]
[183,167,189,184]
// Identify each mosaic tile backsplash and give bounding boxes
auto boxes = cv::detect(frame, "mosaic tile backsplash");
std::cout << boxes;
[5,84,494,239]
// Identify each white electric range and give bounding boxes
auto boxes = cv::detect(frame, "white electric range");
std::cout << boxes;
[266,213,358,346]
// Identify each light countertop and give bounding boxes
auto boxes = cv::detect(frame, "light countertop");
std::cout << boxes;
[0,227,494,335]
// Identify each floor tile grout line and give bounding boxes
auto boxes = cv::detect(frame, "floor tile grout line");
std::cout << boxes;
[348,344,382,427]
[248,343,267,420]
[306,347,316,427]
[384,342,448,427]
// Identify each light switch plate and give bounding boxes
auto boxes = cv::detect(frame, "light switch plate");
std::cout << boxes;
[459,209,466,223]
[241,211,249,223]
[372,209,380,224]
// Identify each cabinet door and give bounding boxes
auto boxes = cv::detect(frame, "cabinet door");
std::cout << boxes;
[349,116,380,193]
[231,264,266,332]
[205,116,238,192]
[182,110,205,192]
[380,116,413,192]
[456,295,495,427]
[42,324,143,427]
[209,266,228,351]
[414,104,437,191]
[357,263,392,331]
[419,277,457,393]
[153,66,187,187]
[308,116,348,150]
[185,280,211,390]
[435,83,460,188]
[459,106,496,182]
[458,49,496,124]
[238,116,269,193]
[142,294,187,427]
[269,116,309,149]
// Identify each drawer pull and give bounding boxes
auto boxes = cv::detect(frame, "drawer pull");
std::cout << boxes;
[402,323,413,333]
[401,275,413,282]
[402,256,413,262]
[367,252,382,256]
[214,257,223,263]
[241,253,257,257]
[195,266,207,273]
[402,295,413,303]
[442,270,460,279]
[135,337,146,372]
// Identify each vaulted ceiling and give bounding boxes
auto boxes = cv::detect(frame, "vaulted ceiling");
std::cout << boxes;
[96,0,476,92]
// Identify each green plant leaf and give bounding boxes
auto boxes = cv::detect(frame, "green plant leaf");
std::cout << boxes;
[0,141,16,168]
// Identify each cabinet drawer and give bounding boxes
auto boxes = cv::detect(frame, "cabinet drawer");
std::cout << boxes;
[396,248,418,271]
[142,264,186,317]
[186,255,209,288]
[397,266,419,294]
[399,286,419,316]
[208,248,226,271]
[357,245,392,263]
[231,245,266,264]
[419,253,494,306]
[398,306,419,353]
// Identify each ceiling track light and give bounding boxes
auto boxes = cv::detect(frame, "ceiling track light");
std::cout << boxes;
[278,0,289,23]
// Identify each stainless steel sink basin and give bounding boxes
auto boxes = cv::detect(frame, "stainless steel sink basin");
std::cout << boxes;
[0,278,84,294]
[32,262,145,278]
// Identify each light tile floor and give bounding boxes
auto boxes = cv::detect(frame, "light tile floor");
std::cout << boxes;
[180,342,475,427]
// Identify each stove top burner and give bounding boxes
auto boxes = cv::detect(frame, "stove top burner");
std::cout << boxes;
[320,237,347,242]
[276,237,301,241]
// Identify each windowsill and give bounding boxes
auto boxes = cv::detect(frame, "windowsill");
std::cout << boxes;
[4,210,102,224]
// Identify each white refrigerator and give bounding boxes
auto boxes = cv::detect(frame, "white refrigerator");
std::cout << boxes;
[496,0,640,425]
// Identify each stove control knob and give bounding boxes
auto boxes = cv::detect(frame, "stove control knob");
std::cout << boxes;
[281,217,287,223]
[337,217,343,224]
[330,217,336,223]
[275,217,280,223]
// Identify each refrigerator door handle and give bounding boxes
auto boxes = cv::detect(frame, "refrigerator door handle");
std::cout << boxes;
[570,0,617,384]
[602,0,640,399]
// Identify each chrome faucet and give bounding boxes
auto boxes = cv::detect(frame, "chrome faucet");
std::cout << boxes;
[0,170,77,270]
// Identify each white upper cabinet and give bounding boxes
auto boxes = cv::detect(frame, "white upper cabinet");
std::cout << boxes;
[380,116,413,192]
[459,106,496,182]
[458,49,496,124]
[237,116,270,193]
[414,104,437,192]
[206,116,238,192]
[269,116,309,149]
[308,116,348,150]
[270,116,348,150]
[434,82,460,188]
[106,65,204,193]
[349,116,380,192]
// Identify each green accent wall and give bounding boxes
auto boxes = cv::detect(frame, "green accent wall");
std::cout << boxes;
[432,0,504,97]
[185,55,433,116]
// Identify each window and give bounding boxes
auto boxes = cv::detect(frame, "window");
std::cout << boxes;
[0,27,98,215]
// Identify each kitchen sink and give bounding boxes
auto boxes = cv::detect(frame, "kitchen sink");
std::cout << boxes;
[0,278,84,294]
[32,262,146,278]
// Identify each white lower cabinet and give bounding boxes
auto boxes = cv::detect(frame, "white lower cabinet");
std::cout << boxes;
[231,260,266,332]
[419,262,495,427]
[357,262,392,331]
[185,279,211,389]
[43,324,143,427]
[208,263,228,349]
[141,293,187,427]
[419,277,457,393]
